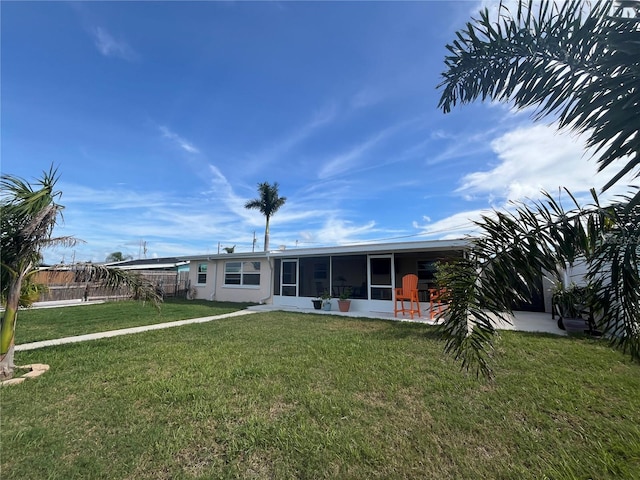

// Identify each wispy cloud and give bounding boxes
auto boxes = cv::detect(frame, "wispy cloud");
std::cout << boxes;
[244,103,338,173]
[349,86,385,110]
[318,133,386,180]
[300,217,378,246]
[317,116,425,180]
[412,209,490,238]
[159,126,200,154]
[46,166,391,262]
[91,27,136,61]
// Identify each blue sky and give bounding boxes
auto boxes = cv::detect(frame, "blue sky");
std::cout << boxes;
[3,1,636,264]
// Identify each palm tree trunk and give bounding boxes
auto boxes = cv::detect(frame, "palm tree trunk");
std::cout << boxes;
[264,216,270,252]
[0,271,26,380]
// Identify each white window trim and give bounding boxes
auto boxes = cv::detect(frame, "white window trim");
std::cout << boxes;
[196,263,208,285]
[224,261,261,287]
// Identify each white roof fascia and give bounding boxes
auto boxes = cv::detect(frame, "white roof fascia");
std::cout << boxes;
[182,239,471,262]
[113,262,189,271]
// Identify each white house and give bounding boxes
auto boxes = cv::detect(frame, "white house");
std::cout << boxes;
[184,239,484,314]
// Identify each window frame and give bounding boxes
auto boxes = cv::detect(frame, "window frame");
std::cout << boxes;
[224,260,261,287]
[196,263,208,285]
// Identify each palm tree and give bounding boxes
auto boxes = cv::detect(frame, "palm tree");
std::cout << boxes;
[105,251,133,262]
[0,168,159,380]
[0,167,74,379]
[244,182,287,252]
[436,0,640,377]
[435,189,639,378]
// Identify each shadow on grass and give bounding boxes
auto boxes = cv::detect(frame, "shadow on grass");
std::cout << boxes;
[163,298,256,310]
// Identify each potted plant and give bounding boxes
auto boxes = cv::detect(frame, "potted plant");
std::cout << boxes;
[337,287,352,312]
[321,290,332,311]
[553,282,591,333]
[311,296,323,310]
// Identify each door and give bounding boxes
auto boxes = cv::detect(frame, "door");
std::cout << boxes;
[368,255,393,301]
[281,259,298,296]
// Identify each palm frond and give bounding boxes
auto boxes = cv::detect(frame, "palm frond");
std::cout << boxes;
[436,187,639,377]
[438,0,640,203]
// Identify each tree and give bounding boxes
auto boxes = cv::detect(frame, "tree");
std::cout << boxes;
[244,182,287,252]
[0,168,159,380]
[436,189,639,378]
[105,251,133,262]
[439,0,639,207]
[436,0,640,376]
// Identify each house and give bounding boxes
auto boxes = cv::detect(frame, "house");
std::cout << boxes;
[103,257,190,273]
[184,239,474,314]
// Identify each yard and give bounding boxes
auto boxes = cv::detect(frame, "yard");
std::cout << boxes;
[2,302,639,479]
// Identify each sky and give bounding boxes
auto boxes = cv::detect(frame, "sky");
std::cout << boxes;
[2,1,638,264]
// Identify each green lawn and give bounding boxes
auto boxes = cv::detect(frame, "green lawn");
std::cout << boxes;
[2,311,640,479]
[15,299,253,344]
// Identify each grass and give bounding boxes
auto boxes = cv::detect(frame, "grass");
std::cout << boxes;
[14,299,253,344]
[2,310,640,479]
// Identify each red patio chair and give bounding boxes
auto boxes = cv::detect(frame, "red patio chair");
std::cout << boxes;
[394,274,421,319]
[429,288,448,320]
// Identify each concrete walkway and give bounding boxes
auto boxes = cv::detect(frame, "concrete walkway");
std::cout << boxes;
[15,310,258,352]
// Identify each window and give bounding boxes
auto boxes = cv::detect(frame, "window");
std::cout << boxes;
[299,257,329,297]
[197,263,207,284]
[332,255,367,299]
[224,261,261,286]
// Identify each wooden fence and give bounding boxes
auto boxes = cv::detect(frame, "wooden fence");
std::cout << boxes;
[36,270,191,302]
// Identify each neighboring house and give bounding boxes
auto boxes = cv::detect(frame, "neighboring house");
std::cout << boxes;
[184,239,479,314]
[103,257,190,273]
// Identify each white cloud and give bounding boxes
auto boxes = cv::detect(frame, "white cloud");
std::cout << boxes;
[307,217,378,246]
[413,209,490,238]
[92,27,136,60]
[456,124,636,206]
[159,126,200,154]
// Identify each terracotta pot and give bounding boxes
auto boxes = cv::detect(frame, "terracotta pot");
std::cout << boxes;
[338,299,351,312]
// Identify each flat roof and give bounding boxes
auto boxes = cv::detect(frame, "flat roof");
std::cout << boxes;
[182,238,470,261]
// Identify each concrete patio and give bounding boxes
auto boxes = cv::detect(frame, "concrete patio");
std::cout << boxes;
[247,304,566,336]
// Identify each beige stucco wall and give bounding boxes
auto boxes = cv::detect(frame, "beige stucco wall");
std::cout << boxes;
[189,258,273,304]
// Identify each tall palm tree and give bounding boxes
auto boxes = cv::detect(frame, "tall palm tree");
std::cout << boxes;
[0,168,159,380]
[245,182,287,252]
[436,0,640,377]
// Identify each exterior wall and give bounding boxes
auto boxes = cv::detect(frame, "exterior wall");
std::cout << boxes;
[541,274,555,314]
[272,294,399,314]
[189,258,273,304]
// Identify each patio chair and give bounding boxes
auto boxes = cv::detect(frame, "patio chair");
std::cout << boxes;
[429,288,448,320]
[394,274,421,319]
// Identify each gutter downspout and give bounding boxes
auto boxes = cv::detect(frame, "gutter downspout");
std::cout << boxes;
[209,259,217,301]
[259,253,273,305]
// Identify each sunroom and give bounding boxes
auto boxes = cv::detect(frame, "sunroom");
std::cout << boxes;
[269,239,470,314]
